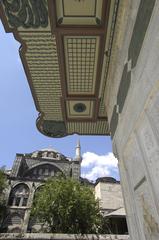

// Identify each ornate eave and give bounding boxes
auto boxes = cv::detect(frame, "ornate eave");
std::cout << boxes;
[0,0,119,137]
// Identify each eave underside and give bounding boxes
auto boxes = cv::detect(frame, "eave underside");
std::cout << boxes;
[0,0,119,137]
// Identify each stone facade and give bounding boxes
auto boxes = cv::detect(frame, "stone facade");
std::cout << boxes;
[95,177,128,235]
[105,0,159,239]
[0,233,131,240]
[0,233,130,240]
[3,147,81,233]
[95,177,124,214]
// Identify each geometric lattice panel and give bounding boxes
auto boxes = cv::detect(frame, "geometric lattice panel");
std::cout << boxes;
[55,0,103,26]
[20,32,63,121]
[67,120,109,135]
[66,100,94,119]
[0,0,113,137]
[64,36,99,94]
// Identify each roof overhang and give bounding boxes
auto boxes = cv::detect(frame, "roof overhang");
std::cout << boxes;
[0,0,119,137]
[105,207,126,218]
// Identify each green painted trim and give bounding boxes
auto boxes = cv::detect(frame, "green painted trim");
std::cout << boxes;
[43,120,67,138]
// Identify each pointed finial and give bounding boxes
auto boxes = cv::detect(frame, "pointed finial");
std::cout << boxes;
[77,139,81,148]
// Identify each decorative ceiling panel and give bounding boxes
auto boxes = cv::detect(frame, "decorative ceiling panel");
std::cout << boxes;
[20,32,63,121]
[67,120,109,135]
[55,0,103,26]
[64,36,99,94]
[63,0,96,16]
[0,0,118,137]
[66,100,94,119]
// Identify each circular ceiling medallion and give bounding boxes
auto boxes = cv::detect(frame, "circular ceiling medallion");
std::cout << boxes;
[73,103,86,113]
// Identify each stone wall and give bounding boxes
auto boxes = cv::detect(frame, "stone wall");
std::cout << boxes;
[95,182,124,211]
[0,233,130,240]
[105,0,159,239]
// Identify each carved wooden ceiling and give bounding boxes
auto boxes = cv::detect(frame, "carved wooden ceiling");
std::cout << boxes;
[0,0,118,137]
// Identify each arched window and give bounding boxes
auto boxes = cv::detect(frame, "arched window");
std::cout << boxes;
[8,184,30,207]
[24,164,64,179]
[48,152,55,158]
[27,185,44,233]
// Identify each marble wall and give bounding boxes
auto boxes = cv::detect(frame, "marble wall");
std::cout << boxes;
[105,0,159,239]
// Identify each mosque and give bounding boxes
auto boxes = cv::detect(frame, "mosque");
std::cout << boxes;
[2,143,127,235]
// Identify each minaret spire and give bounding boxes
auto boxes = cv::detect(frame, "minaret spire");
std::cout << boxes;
[75,139,82,162]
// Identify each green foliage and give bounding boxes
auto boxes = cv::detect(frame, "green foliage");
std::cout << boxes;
[32,177,102,234]
[98,216,112,234]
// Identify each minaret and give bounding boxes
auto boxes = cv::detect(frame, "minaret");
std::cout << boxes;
[75,139,82,162]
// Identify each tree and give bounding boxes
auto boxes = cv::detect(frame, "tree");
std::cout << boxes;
[32,177,102,234]
[0,168,7,232]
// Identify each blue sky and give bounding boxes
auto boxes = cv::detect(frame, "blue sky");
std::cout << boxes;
[0,21,119,181]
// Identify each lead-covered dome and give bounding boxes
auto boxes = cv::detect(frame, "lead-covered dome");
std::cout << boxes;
[31,147,67,160]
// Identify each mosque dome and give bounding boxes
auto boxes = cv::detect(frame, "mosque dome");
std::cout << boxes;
[31,147,60,159]
[40,147,58,153]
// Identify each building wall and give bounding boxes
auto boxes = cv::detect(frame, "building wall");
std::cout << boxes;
[95,182,124,212]
[3,149,81,233]
[105,0,159,239]
[3,150,127,235]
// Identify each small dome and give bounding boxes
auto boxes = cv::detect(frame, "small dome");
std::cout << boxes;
[40,148,58,153]
[31,148,68,161]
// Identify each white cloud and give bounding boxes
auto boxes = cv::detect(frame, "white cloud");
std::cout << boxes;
[81,152,119,181]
